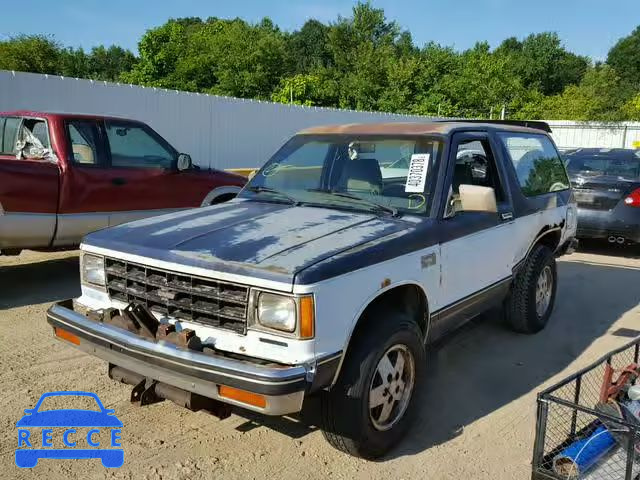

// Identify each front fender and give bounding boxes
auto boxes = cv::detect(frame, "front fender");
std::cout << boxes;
[329,280,430,387]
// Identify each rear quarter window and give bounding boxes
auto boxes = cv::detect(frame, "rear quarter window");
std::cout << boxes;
[498,133,570,197]
[0,116,21,155]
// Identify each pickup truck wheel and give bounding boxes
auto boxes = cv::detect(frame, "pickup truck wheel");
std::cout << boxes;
[506,244,557,334]
[320,314,425,459]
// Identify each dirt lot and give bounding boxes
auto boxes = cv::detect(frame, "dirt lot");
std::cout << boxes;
[1,246,639,479]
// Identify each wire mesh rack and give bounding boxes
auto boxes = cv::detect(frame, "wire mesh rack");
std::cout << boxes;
[533,338,640,480]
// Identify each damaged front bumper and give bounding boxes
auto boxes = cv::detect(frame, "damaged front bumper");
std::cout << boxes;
[46,300,325,415]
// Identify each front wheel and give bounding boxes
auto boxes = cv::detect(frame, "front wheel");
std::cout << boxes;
[506,244,557,334]
[320,313,425,459]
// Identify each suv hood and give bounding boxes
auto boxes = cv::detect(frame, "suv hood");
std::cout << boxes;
[85,200,420,287]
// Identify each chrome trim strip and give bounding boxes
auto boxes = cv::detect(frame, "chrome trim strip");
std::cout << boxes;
[48,303,307,386]
[430,276,512,316]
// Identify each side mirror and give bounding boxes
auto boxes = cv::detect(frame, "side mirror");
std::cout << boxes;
[459,184,497,213]
[177,153,192,171]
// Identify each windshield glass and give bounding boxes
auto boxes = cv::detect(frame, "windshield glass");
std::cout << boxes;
[566,154,640,180]
[241,135,443,215]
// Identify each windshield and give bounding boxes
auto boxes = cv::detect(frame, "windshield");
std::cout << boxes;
[566,154,640,180]
[241,135,443,215]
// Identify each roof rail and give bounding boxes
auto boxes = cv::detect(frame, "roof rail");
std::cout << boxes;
[437,119,552,133]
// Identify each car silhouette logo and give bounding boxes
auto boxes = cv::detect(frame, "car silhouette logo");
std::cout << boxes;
[15,391,123,468]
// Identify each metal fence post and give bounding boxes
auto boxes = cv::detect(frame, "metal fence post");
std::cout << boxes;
[622,125,629,148]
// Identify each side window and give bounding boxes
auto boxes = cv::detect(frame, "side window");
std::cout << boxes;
[1,117,21,155]
[447,138,505,216]
[106,122,175,169]
[498,133,569,196]
[66,120,102,165]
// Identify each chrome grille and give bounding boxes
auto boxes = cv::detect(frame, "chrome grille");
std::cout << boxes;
[105,258,248,334]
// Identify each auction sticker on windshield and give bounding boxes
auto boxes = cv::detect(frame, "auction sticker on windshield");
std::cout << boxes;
[405,154,430,193]
[15,391,123,468]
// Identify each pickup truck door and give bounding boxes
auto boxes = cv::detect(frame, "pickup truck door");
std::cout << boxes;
[431,131,516,338]
[54,119,191,247]
[101,119,203,226]
[0,116,60,250]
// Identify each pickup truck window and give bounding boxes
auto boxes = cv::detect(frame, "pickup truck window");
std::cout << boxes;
[0,117,20,155]
[67,120,103,165]
[106,121,175,169]
[245,135,442,215]
[498,133,570,196]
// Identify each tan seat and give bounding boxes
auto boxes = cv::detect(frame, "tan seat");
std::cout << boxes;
[72,144,95,164]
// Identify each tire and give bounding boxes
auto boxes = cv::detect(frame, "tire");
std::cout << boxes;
[506,244,557,334]
[320,312,425,459]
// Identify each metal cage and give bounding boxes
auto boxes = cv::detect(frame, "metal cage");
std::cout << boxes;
[533,338,640,480]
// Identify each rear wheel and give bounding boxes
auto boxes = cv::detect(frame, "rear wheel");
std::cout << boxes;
[320,313,425,459]
[506,244,557,334]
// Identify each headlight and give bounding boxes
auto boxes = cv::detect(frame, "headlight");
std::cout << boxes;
[257,293,296,333]
[82,254,105,286]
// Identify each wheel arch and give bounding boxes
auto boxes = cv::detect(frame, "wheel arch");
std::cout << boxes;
[514,226,562,274]
[329,281,430,387]
[200,186,242,207]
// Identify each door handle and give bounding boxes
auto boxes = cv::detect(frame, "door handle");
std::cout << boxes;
[112,177,127,186]
[501,212,514,221]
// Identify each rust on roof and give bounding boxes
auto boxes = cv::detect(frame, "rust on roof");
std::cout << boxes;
[298,121,544,136]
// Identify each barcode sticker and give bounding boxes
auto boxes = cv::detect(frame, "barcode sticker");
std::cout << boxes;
[405,154,430,193]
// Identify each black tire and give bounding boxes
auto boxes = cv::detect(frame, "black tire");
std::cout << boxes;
[320,312,425,459]
[506,244,557,334]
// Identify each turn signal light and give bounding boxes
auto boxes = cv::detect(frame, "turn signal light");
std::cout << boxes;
[299,295,315,339]
[54,327,80,345]
[219,385,266,408]
[624,188,640,207]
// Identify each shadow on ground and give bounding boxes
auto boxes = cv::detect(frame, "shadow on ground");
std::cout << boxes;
[0,255,80,309]
[577,238,640,259]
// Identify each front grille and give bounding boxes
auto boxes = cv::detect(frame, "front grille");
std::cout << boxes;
[105,258,249,334]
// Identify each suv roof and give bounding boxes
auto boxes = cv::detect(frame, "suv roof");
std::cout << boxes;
[299,120,551,136]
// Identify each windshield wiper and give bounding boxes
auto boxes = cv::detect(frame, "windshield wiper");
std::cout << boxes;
[307,189,399,217]
[246,186,300,205]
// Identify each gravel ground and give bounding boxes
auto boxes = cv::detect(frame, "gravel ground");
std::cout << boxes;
[1,245,639,479]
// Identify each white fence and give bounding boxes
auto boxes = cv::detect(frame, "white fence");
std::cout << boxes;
[1,71,638,169]
[547,120,640,150]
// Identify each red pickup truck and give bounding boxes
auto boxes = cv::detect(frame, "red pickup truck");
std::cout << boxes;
[0,111,246,255]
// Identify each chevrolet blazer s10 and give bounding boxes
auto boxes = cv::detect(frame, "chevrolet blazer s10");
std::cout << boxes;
[47,120,577,459]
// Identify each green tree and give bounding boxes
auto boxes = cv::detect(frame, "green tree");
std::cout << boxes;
[542,65,633,121]
[0,35,62,74]
[607,26,640,86]
[496,33,588,95]
[87,46,137,81]
[287,20,331,73]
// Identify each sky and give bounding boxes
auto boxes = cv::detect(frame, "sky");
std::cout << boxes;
[0,0,637,61]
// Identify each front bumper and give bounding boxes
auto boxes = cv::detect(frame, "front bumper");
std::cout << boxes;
[47,301,337,415]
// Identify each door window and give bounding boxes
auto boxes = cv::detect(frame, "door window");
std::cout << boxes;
[498,133,569,196]
[66,120,103,165]
[1,117,21,155]
[446,137,505,217]
[105,122,175,169]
